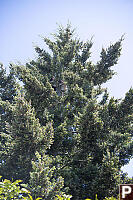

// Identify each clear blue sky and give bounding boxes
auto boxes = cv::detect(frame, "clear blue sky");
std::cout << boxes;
[0,0,133,177]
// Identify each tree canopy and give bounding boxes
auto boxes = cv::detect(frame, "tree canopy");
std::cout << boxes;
[0,24,132,200]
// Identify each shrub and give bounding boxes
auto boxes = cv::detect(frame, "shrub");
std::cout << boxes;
[0,176,41,200]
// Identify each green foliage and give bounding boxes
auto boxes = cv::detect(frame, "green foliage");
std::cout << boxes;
[0,176,42,200]
[103,197,117,200]
[0,176,119,200]
[55,194,72,200]
[23,194,42,200]
[0,92,54,182]
[0,89,65,198]
[56,194,118,200]
[29,152,64,200]
[0,24,133,199]
[0,63,16,102]
[0,63,17,176]
[0,176,29,200]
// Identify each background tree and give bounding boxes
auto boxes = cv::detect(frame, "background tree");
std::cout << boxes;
[0,63,17,177]
[1,24,133,199]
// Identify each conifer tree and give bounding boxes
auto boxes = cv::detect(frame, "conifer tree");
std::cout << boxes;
[29,151,64,199]
[0,63,16,103]
[0,92,65,199]
[0,63,17,172]
[0,63,16,135]
[1,24,133,199]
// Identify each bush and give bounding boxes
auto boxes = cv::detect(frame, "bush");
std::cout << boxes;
[0,176,41,200]
[0,176,119,200]
[56,194,118,200]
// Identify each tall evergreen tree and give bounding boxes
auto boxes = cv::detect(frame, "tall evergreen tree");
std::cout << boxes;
[1,24,133,199]
[0,92,65,199]
[0,63,16,102]
[0,63,16,135]
[0,63,17,172]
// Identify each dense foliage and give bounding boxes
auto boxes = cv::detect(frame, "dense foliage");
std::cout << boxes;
[0,24,132,199]
[0,177,117,199]
[0,176,42,200]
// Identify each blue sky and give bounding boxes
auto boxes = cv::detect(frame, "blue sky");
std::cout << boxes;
[0,0,133,177]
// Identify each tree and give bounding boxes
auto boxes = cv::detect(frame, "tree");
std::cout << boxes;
[0,92,65,199]
[0,63,17,177]
[0,63,17,138]
[29,152,64,199]
[1,24,133,199]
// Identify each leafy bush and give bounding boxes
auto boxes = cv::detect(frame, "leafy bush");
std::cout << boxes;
[0,176,118,200]
[55,194,72,200]
[0,176,41,200]
[56,194,118,200]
